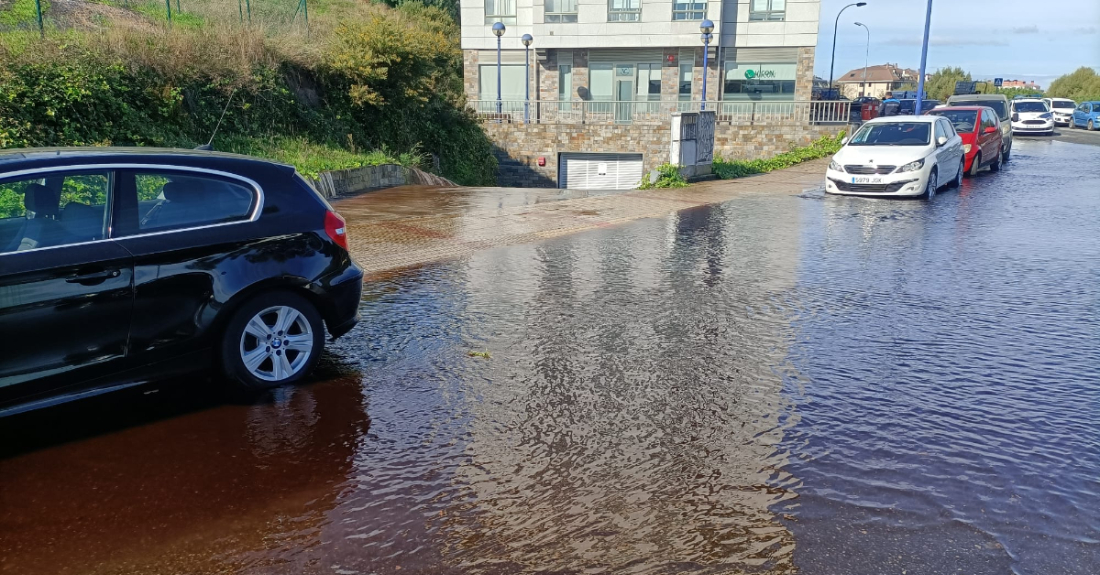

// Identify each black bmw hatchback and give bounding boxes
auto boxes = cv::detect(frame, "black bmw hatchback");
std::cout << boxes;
[0,148,364,416]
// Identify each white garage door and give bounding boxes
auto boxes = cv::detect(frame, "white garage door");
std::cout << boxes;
[559,153,644,190]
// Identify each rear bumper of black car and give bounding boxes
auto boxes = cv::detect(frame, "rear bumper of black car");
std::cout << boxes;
[321,262,364,339]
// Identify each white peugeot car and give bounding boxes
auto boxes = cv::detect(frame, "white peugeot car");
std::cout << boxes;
[1011,98,1055,135]
[1043,97,1076,126]
[825,116,965,200]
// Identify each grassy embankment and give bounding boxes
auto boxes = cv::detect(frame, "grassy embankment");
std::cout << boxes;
[0,0,494,183]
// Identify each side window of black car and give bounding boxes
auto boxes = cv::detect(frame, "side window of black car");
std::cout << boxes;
[0,171,111,254]
[133,172,256,234]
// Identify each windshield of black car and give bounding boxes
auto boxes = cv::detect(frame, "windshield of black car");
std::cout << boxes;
[931,110,978,133]
[1051,100,1075,109]
[849,123,932,146]
[955,99,1007,118]
[1014,101,1048,113]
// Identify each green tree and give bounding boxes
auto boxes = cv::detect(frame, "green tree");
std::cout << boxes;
[1047,67,1100,103]
[924,66,971,101]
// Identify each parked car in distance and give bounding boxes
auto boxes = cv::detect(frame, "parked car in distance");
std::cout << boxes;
[928,106,1004,176]
[1072,101,1100,130]
[1011,98,1055,136]
[1043,97,1076,126]
[0,148,364,417]
[945,93,1013,162]
[897,99,940,115]
[825,116,966,200]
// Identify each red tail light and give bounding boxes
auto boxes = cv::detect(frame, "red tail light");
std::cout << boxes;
[324,211,348,250]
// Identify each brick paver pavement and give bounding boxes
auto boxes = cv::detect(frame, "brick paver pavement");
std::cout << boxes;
[336,159,829,277]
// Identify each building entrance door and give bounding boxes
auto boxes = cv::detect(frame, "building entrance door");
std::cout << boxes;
[615,65,634,123]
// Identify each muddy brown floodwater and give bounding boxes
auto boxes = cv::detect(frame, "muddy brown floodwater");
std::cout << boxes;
[1,139,1098,575]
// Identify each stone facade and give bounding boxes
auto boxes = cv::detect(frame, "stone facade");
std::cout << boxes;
[481,119,849,187]
[714,124,846,161]
[463,50,479,103]
[481,122,673,188]
[795,47,815,101]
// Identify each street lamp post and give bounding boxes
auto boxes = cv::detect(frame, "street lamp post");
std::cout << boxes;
[492,22,506,116]
[855,22,870,97]
[828,2,867,96]
[700,19,714,111]
[915,0,933,115]
[522,34,533,124]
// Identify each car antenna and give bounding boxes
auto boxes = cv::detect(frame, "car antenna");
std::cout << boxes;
[195,90,235,151]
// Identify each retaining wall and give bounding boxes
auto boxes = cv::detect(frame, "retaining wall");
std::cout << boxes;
[309,165,455,198]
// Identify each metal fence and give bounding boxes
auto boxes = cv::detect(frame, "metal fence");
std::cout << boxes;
[469,100,856,126]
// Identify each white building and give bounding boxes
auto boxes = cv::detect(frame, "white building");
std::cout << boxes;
[461,0,822,107]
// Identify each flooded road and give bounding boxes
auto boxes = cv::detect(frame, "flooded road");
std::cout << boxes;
[2,139,1098,575]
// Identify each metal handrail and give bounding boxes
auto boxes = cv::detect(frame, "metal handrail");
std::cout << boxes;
[468,100,856,125]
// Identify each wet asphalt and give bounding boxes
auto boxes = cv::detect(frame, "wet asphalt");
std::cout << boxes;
[1,139,1098,575]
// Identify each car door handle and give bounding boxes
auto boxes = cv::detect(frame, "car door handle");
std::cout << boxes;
[66,269,122,284]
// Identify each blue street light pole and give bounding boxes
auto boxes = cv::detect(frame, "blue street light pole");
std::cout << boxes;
[700,19,714,111]
[492,22,506,116]
[915,0,933,115]
[522,34,534,124]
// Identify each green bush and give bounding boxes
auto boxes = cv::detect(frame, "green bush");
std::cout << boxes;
[0,1,498,186]
[714,132,845,180]
[637,163,689,189]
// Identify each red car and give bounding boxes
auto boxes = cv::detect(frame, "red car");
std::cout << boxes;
[927,106,1004,176]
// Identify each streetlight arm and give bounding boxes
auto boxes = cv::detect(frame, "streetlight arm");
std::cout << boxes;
[827,2,866,89]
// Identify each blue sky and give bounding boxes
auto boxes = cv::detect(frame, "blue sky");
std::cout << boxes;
[816,0,1100,88]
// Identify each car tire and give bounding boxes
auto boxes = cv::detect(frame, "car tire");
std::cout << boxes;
[950,158,964,188]
[968,153,982,177]
[1090,120,1096,131]
[1002,144,1011,162]
[990,149,1003,172]
[220,291,325,390]
[924,168,937,201]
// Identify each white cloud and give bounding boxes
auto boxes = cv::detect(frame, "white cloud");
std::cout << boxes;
[1011,25,1039,34]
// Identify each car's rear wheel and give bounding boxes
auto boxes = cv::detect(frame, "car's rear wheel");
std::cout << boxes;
[221,291,325,390]
[924,169,937,201]
[969,153,982,177]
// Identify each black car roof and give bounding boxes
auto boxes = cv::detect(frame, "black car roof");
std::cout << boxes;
[0,147,296,176]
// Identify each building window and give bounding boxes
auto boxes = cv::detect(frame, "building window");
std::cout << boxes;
[636,63,662,101]
[478,64,526,111]
[722,62,797,100]
[558,51,573,104]
[546,0,578,22]
[608,0,640,22]
[749,0,785,21]
[672,0,706,20]
[485,0,516,24]
[678,63,693,101]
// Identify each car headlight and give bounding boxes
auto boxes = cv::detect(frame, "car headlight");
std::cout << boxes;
[897,158,925,173]
[1040,113,1052,119]
[829,159,843,172]
[963,144,972,153]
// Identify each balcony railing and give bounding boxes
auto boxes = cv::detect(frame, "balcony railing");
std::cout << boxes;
[468,100,856,125]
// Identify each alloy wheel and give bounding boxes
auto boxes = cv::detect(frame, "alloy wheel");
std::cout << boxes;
[925,170,937,200]
[238,305,315,382]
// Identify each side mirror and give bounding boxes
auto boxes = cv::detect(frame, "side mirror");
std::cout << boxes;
[984,126,998,134]
[1012,113,1020,122]
[840,136,849,145]
[936,136,948,147]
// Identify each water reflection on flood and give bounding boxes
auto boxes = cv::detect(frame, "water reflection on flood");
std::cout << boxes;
[2,140,1098,575]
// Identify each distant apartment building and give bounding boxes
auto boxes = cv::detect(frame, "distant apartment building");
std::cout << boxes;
[835,63,919,99]
[1000,79,1041,90]
[461,0,821,108]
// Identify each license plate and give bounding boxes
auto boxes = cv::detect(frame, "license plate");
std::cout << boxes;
[852,176,883,184]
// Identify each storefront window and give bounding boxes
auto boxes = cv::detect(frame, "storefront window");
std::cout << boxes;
[722,62,797,100]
